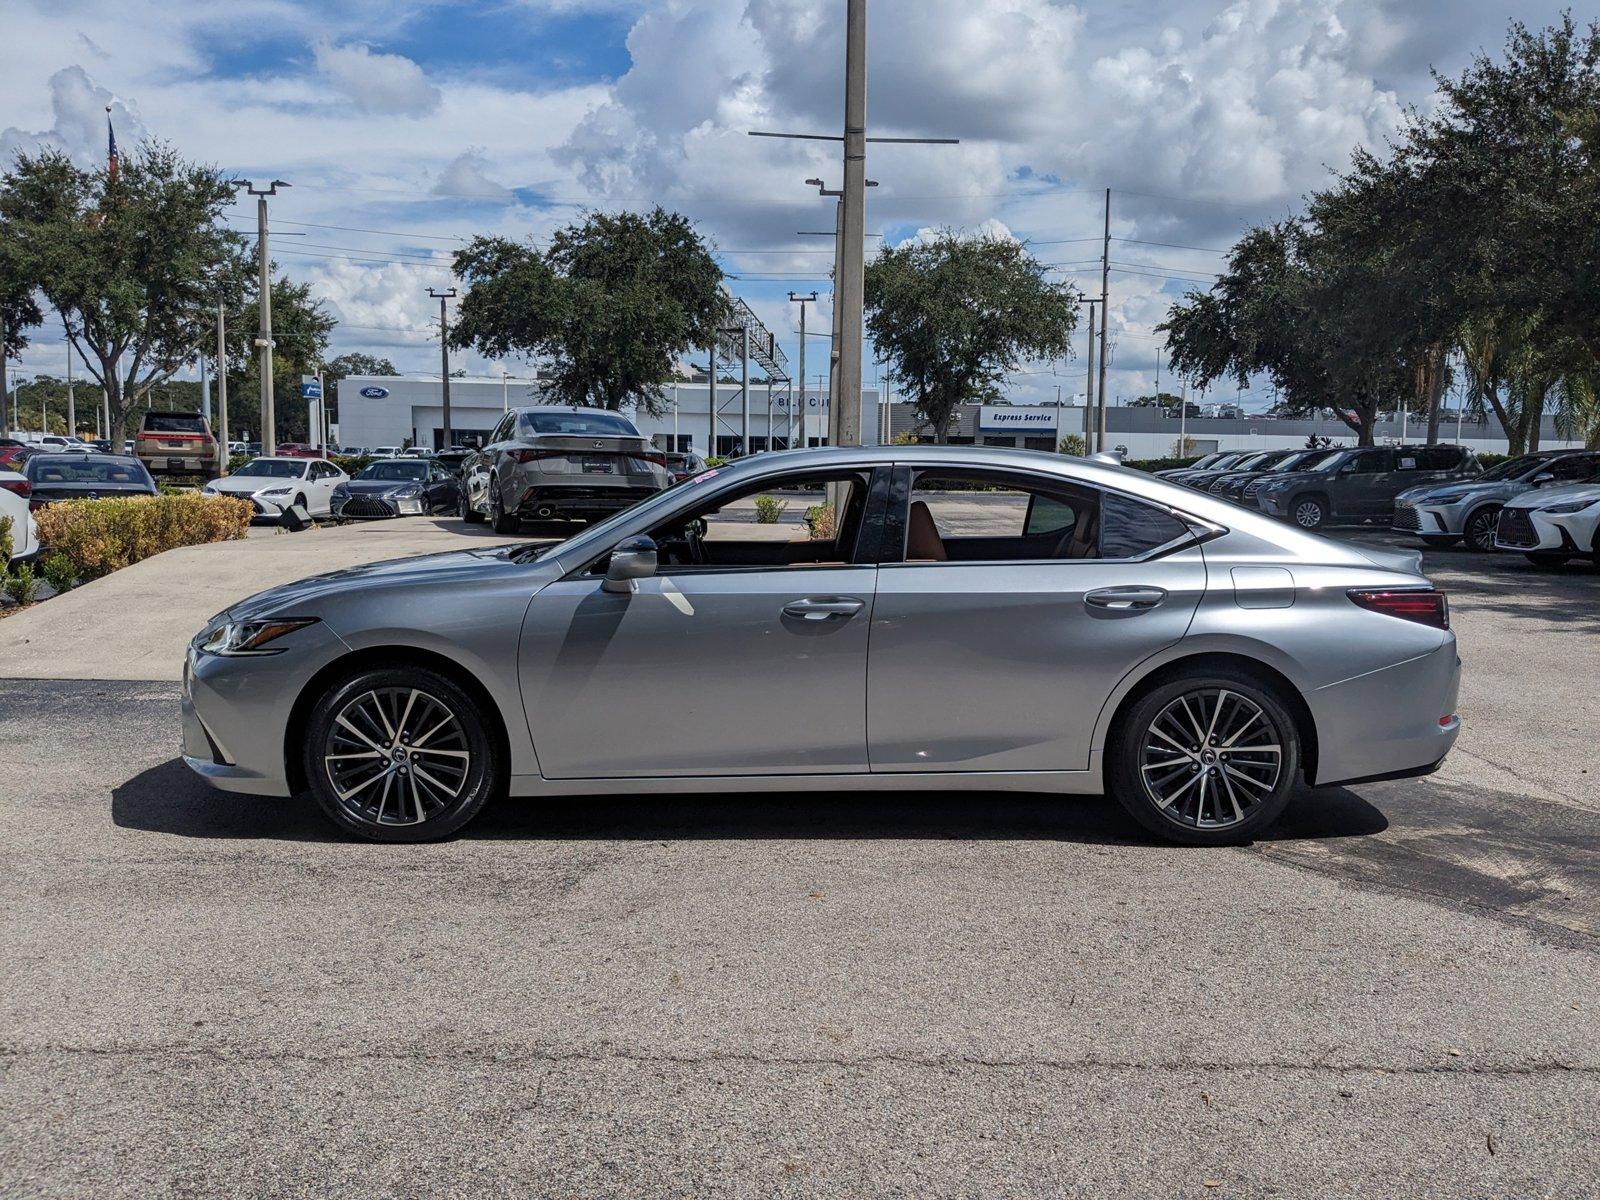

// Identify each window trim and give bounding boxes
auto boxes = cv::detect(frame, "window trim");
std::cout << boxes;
[879,463,1209,568]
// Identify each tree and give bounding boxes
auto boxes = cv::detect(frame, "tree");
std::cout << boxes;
[0,142,244,446]
[0,220,44,425]
[863,232,1077,442]
[450,208,726,415]
[324,353,398,385]
[220,274,335,443]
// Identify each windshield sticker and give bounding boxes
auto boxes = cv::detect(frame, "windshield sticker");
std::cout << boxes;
[691,469,720,484]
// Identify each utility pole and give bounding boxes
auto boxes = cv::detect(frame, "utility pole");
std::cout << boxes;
[238,179,289,454]
[707,341,718,458]
[740,321,751,455]
[66,340,76,437]
[834,0,869,449]
[428,287,457,451]
[215,296,230,475]
[1098,187,1112,454]
[788,292,816,450]
[1080,297,1102,448]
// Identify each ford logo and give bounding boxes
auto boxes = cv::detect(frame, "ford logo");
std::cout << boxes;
[359,386,390,399]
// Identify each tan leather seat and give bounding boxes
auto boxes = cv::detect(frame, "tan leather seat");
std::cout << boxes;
[906,500,948,561]
[1058,505,1100,559]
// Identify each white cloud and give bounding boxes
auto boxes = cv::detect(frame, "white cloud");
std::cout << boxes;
[0,65,147,168]
[312,41,441,118]
[433,147,512,200]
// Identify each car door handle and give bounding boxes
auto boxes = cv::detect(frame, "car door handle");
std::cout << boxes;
[783,596,865,620]
[1085,586,1167,611]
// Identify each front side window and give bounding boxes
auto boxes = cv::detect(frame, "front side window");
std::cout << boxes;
[1340,450,1390,474]
[902,471,1190,563]
[1547,454,1600,482]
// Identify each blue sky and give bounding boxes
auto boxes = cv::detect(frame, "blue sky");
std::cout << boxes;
[1,0,1576,410]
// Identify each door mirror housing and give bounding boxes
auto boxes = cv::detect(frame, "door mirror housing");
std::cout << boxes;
[602,535,658,593]
[1531,472,1557,486]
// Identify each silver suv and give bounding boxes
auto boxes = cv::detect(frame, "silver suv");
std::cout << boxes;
[1393,449,1600,551]
[461,406,671,532]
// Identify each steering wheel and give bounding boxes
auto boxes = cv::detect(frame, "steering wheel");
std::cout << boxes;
[682,517,708,565]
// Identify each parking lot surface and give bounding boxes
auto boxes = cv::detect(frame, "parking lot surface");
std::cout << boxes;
[2,522,1597,1197]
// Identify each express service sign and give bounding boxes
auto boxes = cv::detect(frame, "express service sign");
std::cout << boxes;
[977,405,1060,432]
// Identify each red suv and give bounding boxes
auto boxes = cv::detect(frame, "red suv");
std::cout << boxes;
[136,411,219,476]
[275,443,327,459]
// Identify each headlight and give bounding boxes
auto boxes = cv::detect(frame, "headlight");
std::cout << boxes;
[259,486,294,496]
[201,485,218,495]
[1538,498,1600,515]
[1428,492,1469,505]
[199,618,317,657]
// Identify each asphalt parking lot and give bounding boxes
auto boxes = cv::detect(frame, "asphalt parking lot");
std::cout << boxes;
[2,521,1597,1197]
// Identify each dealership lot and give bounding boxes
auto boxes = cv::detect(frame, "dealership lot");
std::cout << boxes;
[2,523,1597,1196]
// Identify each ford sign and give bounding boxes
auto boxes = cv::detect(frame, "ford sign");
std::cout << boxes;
[359,386,390,399]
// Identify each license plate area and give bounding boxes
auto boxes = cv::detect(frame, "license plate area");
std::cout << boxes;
[167,457,186,470]
[581,456,614,474]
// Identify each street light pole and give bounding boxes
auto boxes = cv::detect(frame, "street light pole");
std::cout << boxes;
[788,293,815,450]
[428,287,457,451]
[836,0,868,448]
[215,297,230,475]
[1098,187,1111,455]
[238,179,289,454]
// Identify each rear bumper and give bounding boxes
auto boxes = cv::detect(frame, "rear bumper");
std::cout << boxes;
[1309,635,1461,788]
[514,484,662,518]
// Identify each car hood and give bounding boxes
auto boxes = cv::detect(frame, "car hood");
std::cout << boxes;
[1396,478,1512,504]
[208,476,295,495]
[222,544,560,623]
[1504,481,1600,511]
[1252,469,1329,489]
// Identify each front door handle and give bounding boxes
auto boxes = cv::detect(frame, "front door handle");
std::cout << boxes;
[1085,586,1167,611]
[783,596,865,621]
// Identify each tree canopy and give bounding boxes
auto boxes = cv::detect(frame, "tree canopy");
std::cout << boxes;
[864,232,1077,441]
[0,142,245,445]
[449,207,727,415]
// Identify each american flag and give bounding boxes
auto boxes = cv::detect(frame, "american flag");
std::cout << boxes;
[106,105,118,182]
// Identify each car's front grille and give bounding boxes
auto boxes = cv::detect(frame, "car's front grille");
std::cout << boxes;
[341,496,395,518]
[1392,502,1421,532]
[1495,507,1539,547]
[1243,480,1265,500]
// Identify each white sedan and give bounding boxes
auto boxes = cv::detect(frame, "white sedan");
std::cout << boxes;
[1,468,40,563]
[1494,479,1600,566]
[201,457,350,519]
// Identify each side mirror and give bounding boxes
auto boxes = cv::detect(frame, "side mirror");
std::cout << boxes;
[1531,472,1556,486]
[602,535,658,594]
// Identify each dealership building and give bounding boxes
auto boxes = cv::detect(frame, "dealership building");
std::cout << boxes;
[335,375,883,455]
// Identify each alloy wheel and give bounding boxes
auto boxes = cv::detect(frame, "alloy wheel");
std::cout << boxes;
[1293,500,1324,529]
[1139,688,1283,829]
[1465,507,1499,551]
[322,687,471,827]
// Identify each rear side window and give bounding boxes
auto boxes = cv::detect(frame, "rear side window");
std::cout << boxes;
[143,413,206,434]
[1099,493,1192,559]
[520,411,640,438]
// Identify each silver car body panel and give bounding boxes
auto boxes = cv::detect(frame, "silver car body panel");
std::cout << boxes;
[182,446,1460,801]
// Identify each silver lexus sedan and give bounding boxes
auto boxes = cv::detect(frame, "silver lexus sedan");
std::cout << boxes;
[182,446,1461,846]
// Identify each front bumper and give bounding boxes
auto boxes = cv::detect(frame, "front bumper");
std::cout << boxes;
[1495,506,1595,554]
[332,493,421,520]
[1309,634,1461,788]
[1392,498,1469,538]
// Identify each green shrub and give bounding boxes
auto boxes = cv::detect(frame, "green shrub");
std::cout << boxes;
[704,455,728,468]
[753,495,787,524]
[805,502,836,540]
[331,455,372,475]
[34,494,254,581]
[3,563,37,605]
[0,515,12,566]
[1057,434,1087,456]
[40,552,76,594]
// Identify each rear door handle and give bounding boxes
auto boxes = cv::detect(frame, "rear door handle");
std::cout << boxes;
[783,596,865,620]
[1085,586,1167,611]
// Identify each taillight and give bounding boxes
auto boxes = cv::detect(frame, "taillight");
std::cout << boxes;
[510,448,563,464]
[0,478,31,498]
[1347,588,1449,630]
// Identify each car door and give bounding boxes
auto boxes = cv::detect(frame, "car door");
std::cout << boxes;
[866,465,1207,774]
[308,462,337,514]
[517,465,888,779]
[1332,448,1393,518]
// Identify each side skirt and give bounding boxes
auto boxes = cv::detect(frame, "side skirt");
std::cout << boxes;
[509,763,1105,798]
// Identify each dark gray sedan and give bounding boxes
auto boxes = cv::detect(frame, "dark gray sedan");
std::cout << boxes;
[331,459,460,520]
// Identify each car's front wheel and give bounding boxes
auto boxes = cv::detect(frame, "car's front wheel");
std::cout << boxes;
[1109,670,1301,846]
[303,667,502,842]
[1463,505,1501,552]
[1290,495,1327,530]
[459,484,484,524]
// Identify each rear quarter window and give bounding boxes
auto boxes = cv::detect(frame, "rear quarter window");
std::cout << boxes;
[1099,493,1192,559]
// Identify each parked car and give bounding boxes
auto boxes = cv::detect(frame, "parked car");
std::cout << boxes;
[0,439,39,469]
[460,406,671,532]
[431,447,474,474]
[1393,449,1600,551]
[227,441,250,457]
[1209,449,1339,503]
[339,446,369,459]
[135,411,219,476]
[87,439,115,454]
[182,445,1460,846]
[665,450,709,483]
[1197,449,1301,494]
[275,443,327,459]
[1252,444,1480,530]
[1493,471,1600,566]
[200,456,349,519]
[0,468,40,563]
[331,459,461,520]
[1153,451,1250,485]
[21,453,157,506]
[367,446,406,460]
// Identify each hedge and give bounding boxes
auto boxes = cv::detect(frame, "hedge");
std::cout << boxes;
[33,494,254,581]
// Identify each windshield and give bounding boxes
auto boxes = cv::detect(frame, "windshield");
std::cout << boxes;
[232,460,305,479]
[1307,451,1355,472]
[357,462,428,482]
[521,410,640,438]
[1480,453,1547,482]
[29,456,151,485]
[1232,452,1277,470]
[143,413,206,434]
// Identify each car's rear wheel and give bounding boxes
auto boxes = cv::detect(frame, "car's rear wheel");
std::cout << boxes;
[303,667,502,842]
[1291,495,1327,530]
[1109,670,1301,846]
[489,476,520,534]
[1463,505,1500,552]
[459,483,485,524]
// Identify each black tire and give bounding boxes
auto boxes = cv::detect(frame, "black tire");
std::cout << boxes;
[1108,668,1302,846]
[1525,551,1570,567]
[459,484,485,524]
[303,666,503,842]
[295,493,307,512]
[1289,494,1328,530]
[1462,505,1501,552]
[489,476,520,534]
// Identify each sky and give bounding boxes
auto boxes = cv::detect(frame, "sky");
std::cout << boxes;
[0,0,1575,412]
